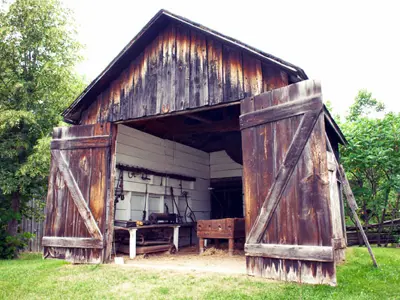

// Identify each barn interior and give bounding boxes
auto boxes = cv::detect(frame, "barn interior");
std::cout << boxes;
[112,100,345,258]
[113,102,245,257]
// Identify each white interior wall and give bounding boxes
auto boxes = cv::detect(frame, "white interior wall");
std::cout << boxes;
[115,125,211,223]
[210,151,243,179]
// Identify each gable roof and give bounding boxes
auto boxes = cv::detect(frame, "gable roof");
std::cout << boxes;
[63,9,308,122]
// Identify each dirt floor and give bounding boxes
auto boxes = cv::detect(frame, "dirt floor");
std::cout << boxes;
[115,245,247,275]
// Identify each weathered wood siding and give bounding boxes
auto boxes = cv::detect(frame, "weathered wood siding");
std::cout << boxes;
[241,80,336,285]
[80,22,290,125]
[115,125,211,223]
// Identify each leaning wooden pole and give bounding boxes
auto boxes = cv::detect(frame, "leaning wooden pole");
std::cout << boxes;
[337,164,378,268]
[325,134,378,268]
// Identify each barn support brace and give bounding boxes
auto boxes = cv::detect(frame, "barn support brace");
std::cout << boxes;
[325,135,378,268]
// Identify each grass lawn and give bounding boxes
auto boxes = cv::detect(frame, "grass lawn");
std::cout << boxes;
[0,247,399,300]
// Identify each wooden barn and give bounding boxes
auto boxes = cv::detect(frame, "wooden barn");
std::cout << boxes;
[43,10,347,285]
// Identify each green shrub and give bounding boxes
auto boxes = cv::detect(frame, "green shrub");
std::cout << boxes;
[0,229,34,259]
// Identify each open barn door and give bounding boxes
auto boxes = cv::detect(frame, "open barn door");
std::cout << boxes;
[240,80,336,285]
[42,123,117,263]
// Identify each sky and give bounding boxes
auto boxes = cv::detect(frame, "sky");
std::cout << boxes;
[62,0,400,116]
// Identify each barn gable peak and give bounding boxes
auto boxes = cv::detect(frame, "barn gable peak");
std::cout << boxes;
[63,9,308,124]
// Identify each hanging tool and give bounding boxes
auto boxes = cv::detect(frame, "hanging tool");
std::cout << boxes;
[170,187,183,223]
[182,191,196,224]
[114,169,125,203]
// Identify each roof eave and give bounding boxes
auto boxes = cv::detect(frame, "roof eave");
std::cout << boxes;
[323,105,347,145]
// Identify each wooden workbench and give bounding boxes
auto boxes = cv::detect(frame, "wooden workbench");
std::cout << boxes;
[197,218,245,255]
[114,223,194,259]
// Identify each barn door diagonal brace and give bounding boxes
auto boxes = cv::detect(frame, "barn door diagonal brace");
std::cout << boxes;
[51,150,103,241]
[325,134,378,268]
[245,100,323,245]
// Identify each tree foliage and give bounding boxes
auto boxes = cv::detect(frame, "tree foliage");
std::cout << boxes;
[338,90,400,244]
[0,0,85,257]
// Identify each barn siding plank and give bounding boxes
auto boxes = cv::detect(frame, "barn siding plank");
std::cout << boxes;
[142,36,160,117]
[243,54,262,97]
[189,30,209,108]
[223,45,244,102]
[159,25,176,115]
[207,38,223,105]
[175,24,190,110]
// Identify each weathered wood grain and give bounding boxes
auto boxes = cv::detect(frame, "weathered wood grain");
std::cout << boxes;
[240,96,323,130]
[52,150,103,240]
[77,21,295,124]
[207,38,223,105]
[51,136,110,150]
[241,80,336,285]
[245,244,334,262]
[175,24,190,110]
[42,237,103,249]
[246,110,322,244]
[44,123,114,263]
[223,45,244,102]
[243,54,262,97]
[189,30,208,108]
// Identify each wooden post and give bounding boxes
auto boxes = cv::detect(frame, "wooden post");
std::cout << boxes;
[228,238,234,256]
[129,228,137,259]
[173,226,180,251]
[199,238,205,254]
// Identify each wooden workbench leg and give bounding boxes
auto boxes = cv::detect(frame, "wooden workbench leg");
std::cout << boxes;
[228,238,234,256]
[173,226,180,251]
[199,238,205,254]
[215,239,220,249]
[129,229,137,259]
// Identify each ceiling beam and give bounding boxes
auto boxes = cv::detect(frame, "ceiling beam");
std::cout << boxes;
[185,114,213,124]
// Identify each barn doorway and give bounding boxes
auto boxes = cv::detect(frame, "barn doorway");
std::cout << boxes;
[113,102,244,257]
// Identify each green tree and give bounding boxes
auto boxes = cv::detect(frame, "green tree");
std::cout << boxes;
[0,0,85,257]
[340,91,400,245]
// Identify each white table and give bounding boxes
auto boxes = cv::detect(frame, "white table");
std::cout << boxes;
[114,224,183,259]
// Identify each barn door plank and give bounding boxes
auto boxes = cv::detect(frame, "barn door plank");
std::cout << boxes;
[241,80,336,285]
[43,123,115,264]
[52,150,103,240]
[246,110,322,244]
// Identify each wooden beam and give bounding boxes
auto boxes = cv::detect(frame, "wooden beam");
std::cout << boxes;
[245,243,334,262]
[186,114,213,124]
[51,136,110,150]
[170,119,239,136]
[117,100,241,124]
[42,237,103,249]
[52,150,103,240]
[332,238,346,250]
[240,95,322,130]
